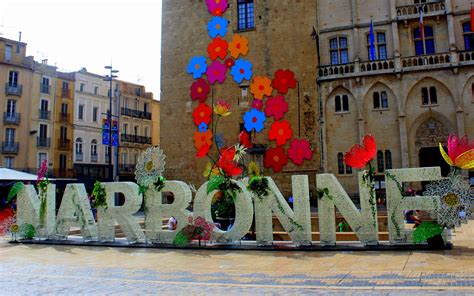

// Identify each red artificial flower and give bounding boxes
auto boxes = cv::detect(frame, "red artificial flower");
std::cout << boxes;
[207,37,228,61]
[217,147,243,176]
[190,78,210,102]
[0,207,14,236]
[192,103,212,126]
[265,95,289,121]
[288,139,312,165]
[252,100,263,110]
[264,146,288,173]
[344,134,377,169]
[193,130,213,150]
[225,58,235,69]
[268,120,292,146]
[239,130,252,149]
[196,143,211,158]
[273,69,297,94]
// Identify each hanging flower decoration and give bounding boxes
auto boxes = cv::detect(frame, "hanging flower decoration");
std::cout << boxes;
[206,60,227,84]
[228,34,249,59]
[187,56,207,79]
[265,95,289,121]
[135,146,167,188]
[214,100,231,117]
[243,108,266,133]
[198,123,208,133]
[193,130,213,150]
[264,146,288,173]
[439,134,474,170]
[424,172,472,229]
[217,146,243,176]
[230,58,253,83]
[239,130,252,149]
[207,37,228,61]
[205,0,228,16]
[273,69,297,94]
[207,16,228,38]
[250,76,273,100]
[288,139,313,166]
[344,134,377,169]
[192,103,212,126]
[224,58,235,69]
[268,120,293,146]
[190,78,210,102]
[252,100,263,110]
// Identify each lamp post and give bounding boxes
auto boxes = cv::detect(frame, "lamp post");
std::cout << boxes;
[104,65,119,181]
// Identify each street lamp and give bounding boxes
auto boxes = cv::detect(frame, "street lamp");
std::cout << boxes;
[104,65,119,181]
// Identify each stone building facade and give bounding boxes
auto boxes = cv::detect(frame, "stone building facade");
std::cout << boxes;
[161,0,319,194]
[317,0,474,193]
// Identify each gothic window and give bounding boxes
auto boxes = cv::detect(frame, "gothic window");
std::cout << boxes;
[385,150,393,170]
[330,37,349,64]
[377,150,385,172]
[421,86,437,105]
[373,91,389,109]
[337,153,345,174]
[335,95,349,112]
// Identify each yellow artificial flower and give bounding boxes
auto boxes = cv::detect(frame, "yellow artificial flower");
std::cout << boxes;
[248,161,260,178]
[214,100,231,117]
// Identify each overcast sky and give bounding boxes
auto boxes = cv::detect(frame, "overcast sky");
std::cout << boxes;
[0,0,162,99]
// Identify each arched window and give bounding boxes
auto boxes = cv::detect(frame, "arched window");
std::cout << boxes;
[377,150,385,172]
[373,91,389,109]
[385,150,393,170]
[335,95,350,112]
[330,37,349,65]
[337,153,345,175]
[75,138,83,161]
[463,22,474,50]
[413,26,435,55]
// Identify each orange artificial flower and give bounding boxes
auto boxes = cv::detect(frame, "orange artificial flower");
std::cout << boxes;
[228,34,249,59]
[250,76,273,100]
[193,130,213,150]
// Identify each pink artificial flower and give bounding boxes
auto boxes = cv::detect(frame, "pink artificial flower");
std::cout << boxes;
[252,100,263,110]
[37,160,48,184]
[206,0,228,16]
[206,60,227,84]
[288,139,313,166]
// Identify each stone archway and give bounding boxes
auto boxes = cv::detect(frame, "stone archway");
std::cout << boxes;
[415,118,450,176]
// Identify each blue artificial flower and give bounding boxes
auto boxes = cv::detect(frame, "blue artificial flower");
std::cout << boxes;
[243,108,266,133]
[231,58,253,84]
[187,56,207,79]
[215,132,224,149]
[198,122,208,132]
[208,16,228,38]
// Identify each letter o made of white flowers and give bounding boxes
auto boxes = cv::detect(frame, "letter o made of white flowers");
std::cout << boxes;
[194,180,254,243]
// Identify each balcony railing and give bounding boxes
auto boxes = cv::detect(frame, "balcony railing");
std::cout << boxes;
[396,1,446,20]
[61,88,72,99]
[3,112,20,125]
[37,137,51,148]
[120,134,152,144]
[119,163,136,173]
[142,111,152,120]
[39,109,51,120]
[318,52,460,81]
[5,83,22,96]
[40,83,50,94]
[76,153,83,162]
[59,112,70,123]
[90,154,98,163]
[121,107,152,120]
[121,107,132,117]
[58,139,71,150]
[2,142,19,154]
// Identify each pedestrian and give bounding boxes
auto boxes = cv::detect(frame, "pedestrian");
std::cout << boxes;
[168,216,177,230]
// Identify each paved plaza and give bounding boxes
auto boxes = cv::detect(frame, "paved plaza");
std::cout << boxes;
[1,222,474,295]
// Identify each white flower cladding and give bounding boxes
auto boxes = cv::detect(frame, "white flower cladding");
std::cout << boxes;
[135,146,166,187]
[15,167,470,247]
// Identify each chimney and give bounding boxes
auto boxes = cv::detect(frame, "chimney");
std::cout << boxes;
[42,59,48,65]
[18,31,22,42]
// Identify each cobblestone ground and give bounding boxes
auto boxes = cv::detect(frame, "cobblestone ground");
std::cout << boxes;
[0,222,473,295]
